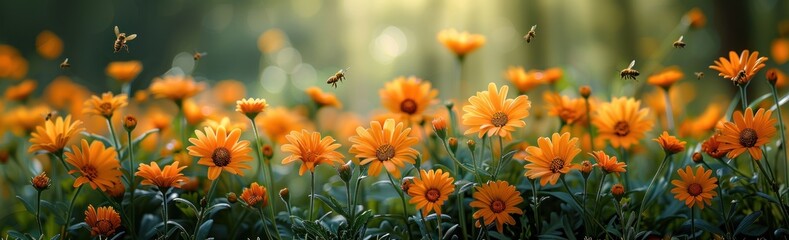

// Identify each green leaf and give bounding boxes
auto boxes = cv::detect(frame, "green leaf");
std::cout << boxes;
[133,129,160,146]
[205,203,231,217]
[196,219,213,240]
[81,132,114,148]
[109,231,125,240]
[456,180,476,194]
[173,197,198,218]
[41,200,67,224]
[724,93,741,120]
[754,192,780,204]
[690,219,723,235]
[734,211,761,236]
[747,93,773,109]
[16,195,36,215]
[315,194,348,218]
[561,216,577,240]
[769,93,789,111]
[542,191,582,213]
[7,230,32,240]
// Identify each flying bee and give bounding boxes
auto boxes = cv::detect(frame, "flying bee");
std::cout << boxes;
[694,72,704,80]
[620,60,640,81]
[731,70,747,84]
[193,51,207,61]
[523,25,537,43]
[113,26,137,53]
[44,111,58,121]
[673,35,686,48]
[326,68,349,88]
[59,58,70,69]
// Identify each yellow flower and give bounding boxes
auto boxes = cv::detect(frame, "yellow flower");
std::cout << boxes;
[589,151,626,176]
[183,99,209,125]
[670,165,718,209]
[35,30,63,60]
[240,182,268,208]
[66,139,122,191]
[187,126,253,180]
[236,98,269,119]
[462,83,531,139]
[702,134,729,160]
[84,205,121,237]
[349,119,419,178]
[504,66,544,94]
[29,115,84,154]
[647,67,684,89]
[204,116,247,132]
[83,92,128,118]
[106,61,143,83]
[709,50,768,85]
[380,76,437,120]
[148,75,206,101]
[717,108,776,160]
[407,169,455,217]
[256,107,311,144]
[214,80,247,106]
[281,130,344,175]
[437,28,485,57]
[4,79,37,101]
[135,161,189,189]
[6,105,50,135]
[679,103,724,139]
[306,87,342,108]
[592,97,653,149]
[543,92,588,125]
[470,180,524,233]
[523,133,581,186]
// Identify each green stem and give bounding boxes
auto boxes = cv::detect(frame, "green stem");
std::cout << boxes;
[582,175,589,236]
[715,157,751,179]
[452,160,469,240]
[309,171,315,222]
[770,84,788,190]
[584,98,595,150]
[619,147,630,192]
[250,119,281,240]
[61,185,84,239]
[635,154,671,234]
[229,209,250,239]
[702,162,731,236]
[258,208,273,240]
[593,173,608,233]
[36,190,43,237]
[436,211,444,240]
[106,118,122,157]
[387,171,413,240]
[126,130,136,237]
[346,181,354,221]
[755,157,789,226]
[161,190,169,237]
[690,207,696,240]
[530,179,540,234]
[559,177,610,238]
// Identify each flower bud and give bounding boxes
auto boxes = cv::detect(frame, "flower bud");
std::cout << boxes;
[767,68,778,86]
[31,172,51,191]
[123,115,137,132]
[226,192,238,203]
[338,162,352,183]
[579,85,591,98]
[279,188,290,203]
[432,117,447,140]
[444,100,454,111]
[261,144,274,160]
[611,183,625,201]
[0,149,8,164]
[579,160,593,178]
[692,152,704,164]
[467,139,476,153]
[448,137,458,153]
[401,177,415,196]
[200,197,208,208]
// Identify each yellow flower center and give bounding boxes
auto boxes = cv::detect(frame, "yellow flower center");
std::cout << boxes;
[614,121,630,137]
[375,144,396,161]
[687,183,703,196]
[739,128,758,148]
[491,112,508,127]
[490,199,506,213]
[549,157,565,173]
[99,102,113,116]
[211,147,231,167]
[425,188,440,202]
[82,165,99,180]
[400,99,418,115]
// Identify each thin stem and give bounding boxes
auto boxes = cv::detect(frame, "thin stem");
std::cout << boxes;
[584,98,595,150]
[755,157,789,225]
[126,130,136,237]
[530,179,540,234]
[770,85,788,190]
[258,208,273,240]
[36,190,43,237]
[582,175,589,236]
[309,171,316,221]
[61,185,84,239]
[703,162,731,236]
[593,173,608,232]
[635,154,671,234]
[662,87,675,132]
[346,181,353,220]
[386,171,413,240]
[559,177,610,238]
[714,157,751,178]
[619,147,630,192]
[452,159,469,240]
[690,207,696,240]
[418,210,433,240]
[161,190,169,237]
[250,119,281,240]
[229,209,250,239]
[436,212,444,240]
[106,118,122,157]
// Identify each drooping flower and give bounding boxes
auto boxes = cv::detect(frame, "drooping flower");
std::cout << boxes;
[240,182,268,208]
[709,50,768,85]
[65,140,122,191]
[281,130,344,175]
[543,92,588,125]
[408,169,455,217]
[349,119,418,178]
[187,126,253,180]
[470,180,524,233]
[592,97,653,149]
[717,108,776,160]
[83,92,128,118]
[84,205,121,237]
[523,133,581,186]
[462,83,531,139]
[135,161,189,189]
[670,165,718,209]
[589,151,626,176]
[29,115,84,154]
[105,60,143,83]
[437,28,486,57]
[379,76,438,120]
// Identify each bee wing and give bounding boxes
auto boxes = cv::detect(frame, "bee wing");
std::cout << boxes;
[628,60,636,69]
[114,26,120,37]
[199,52,208,56]
[678,35,684,42]
[63,58,69,64]
[125,34,137,41]
[531,25,537,31]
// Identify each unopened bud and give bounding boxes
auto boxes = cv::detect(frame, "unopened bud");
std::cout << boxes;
[467,139,476,153]
[401,177,415,196]
[338,162,352,182]
[261,144,274,160]
[279,188,290,203]
[432,117,447,140]
[579,160,593,178]
[767,68,778,86]
[226,192,238,203]
[611,183,625,201]
[692,152,704,163]
[579,85,591,98]
[200,197,208,207]
[123,115,137,132]
[444,101,454,111]
[448,137,458,153]
[31,172,51,191]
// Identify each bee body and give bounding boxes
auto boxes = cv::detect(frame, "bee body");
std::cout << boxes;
[694,72,704,80]
[732,70,747,84]
[113,26,137,53]
[194,51,207,61]
[524,25,537,43]
[59,58,70,69]
[673,35,686,48]
[326,68,349,88]
[620,60,640,81]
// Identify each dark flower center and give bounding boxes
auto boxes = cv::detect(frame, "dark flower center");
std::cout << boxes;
[376,144,396,161]
[549,157,565,173]
[99,102,113,115]
[491,112,509,127]
[212,147,232,167]
[614,121,630,137]
[95,219,115,236]
[687,183,703,196]
[400,99,418,115]
[82,165,98,180]
[490,199,506,213]
[426,189,441,202]
[739,128,758,148]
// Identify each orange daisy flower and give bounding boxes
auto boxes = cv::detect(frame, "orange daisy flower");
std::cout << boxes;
[83,92,128,118]
[84,205,121,237]
[306,87,343,108]
[504,66,543,94]
[28,115,84,154]
[647,67,684,89]
[187,126,253,180]
[379,76,438,120]
[4,79,36,101]
[702,134,729,159]
[236,98,269,119]
[281,130,344,175]
[0,44,28,80]
[589,151,626,176]
[437,28,486,57]
[462,82,531,139]
[654,131,687,155]
[66,139,122,191]
[105,60,143,83]
[148,75,206,101]
[523,133,581,186]
[35,30,63,60]
[349,119,419,178]
[6,105,50,136]
[135,161,189,189]
[679,103,724,139]
[543,92,588,125]
[717,108,777,160]
[709,50,768,85]
[407,169,455,217]
[256,107,312,144]
[771,38,789,65]
[240,182,268,208]
[592,97,653,149]
[213,80,247,106]
[470,180,524,233]
[670,165,718,209]
[685,8,706,29]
